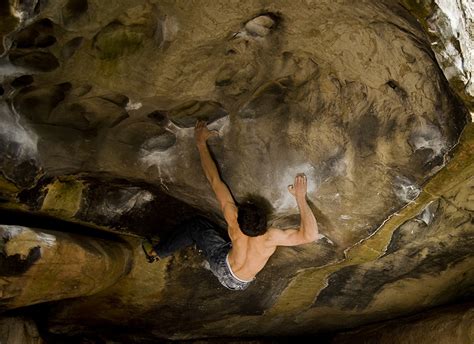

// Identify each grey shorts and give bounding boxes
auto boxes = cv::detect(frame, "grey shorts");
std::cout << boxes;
[208,242,252,291]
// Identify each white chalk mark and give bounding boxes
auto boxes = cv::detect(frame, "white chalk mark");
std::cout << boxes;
[36,232,56,247]
[125,100,142,111]
[0,102,38,158]
[273,163,317,212]
[393,176,421,203]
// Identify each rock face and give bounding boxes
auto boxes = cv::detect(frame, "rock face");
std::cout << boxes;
[0,225,132,310]
[1,0,468,246]
[0,0,472,342]
[333,302,474,344]
[0,317,43,344]
[400,0,474,112]
[42,137,474,339]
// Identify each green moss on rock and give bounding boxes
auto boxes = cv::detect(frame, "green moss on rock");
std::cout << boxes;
[41,179,84,218]
[93,23,145,60]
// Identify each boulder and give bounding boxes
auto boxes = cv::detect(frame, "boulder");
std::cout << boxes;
[0,225,132,310]
[0,0,472,341]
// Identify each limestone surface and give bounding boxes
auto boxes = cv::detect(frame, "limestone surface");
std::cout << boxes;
[0,0,472,341]
[0,317,43,344]
[333,302,474,344]
[0,225,132,310]
[400,0,474,112]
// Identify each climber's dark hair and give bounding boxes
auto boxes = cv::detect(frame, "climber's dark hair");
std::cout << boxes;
[237,195,272,237]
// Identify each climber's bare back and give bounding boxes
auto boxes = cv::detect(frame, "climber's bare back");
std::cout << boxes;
[224,175,318,281]
[225,213,278,281]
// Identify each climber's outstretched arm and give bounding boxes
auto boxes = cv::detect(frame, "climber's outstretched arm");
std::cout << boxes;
[195,121,237,215]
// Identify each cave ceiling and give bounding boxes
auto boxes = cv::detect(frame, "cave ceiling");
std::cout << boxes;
[0,0,472,341]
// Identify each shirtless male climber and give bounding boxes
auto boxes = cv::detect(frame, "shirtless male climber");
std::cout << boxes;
[142,120,319,291]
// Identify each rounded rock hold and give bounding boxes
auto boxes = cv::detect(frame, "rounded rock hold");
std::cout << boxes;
[13,18,55,49]
[61,37,84,60]
[14,29,38,49]
[116,121,176,151]
[34,35,57,48]
[49,97,129,130]
[9,51,60,72]
[71,84,92,97]
[93,22,146,60]
[167,100,228,128]
[13,84,70,123]
[238,78,291,119]
[147,110,170,127]
[244,15,276,37]
[141,132,177,152]
[10,75,34,89]
[62,0,88,25]
[100,93,129,108]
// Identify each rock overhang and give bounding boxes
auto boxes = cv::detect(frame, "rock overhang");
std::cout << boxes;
[2,0,469,244]
[0,0,472,341]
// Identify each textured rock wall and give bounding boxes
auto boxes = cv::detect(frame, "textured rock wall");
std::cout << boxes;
[333,302,474,344]
[0,0,472,342]
[400,0,474,113]
[43,127,473,340]
[0,0,468,249]
[0,316,43,344]
[0,225,132,310]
